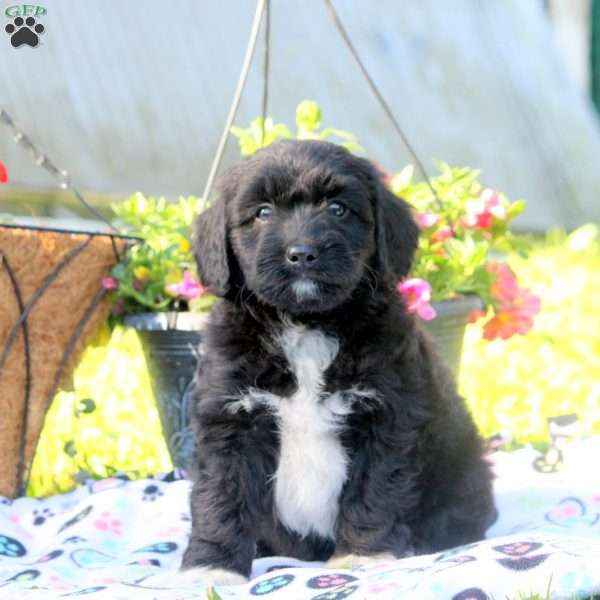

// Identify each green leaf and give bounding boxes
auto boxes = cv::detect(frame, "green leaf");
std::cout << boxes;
[206,586,223,600]
[506,199,525,220]
[296,100,322,134]
[389,165,414,195]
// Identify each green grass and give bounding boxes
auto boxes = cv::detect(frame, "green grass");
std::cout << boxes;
[28,227,600,497]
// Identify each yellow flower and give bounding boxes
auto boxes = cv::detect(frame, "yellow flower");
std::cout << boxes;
[178,237,191,253]
[133,266,151,280]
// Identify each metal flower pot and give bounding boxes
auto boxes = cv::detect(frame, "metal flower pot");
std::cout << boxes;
[424,296,483,377]
[124,312,207,472]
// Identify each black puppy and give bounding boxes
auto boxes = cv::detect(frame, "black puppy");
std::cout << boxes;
[181,140,496,585]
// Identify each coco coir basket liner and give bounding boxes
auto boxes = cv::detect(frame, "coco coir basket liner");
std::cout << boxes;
[0,223,131,499]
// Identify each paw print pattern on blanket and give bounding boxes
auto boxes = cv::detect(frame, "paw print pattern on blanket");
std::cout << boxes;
[306,573,358,589]
[32,507,54,526]
[93,511,122,535]
[250,573,295,595]
[452,588,489,600]
[545,496,600,528]
[0,534,26,557]
[142,484,164,502]
[493,541,550,571]
[310,585,359,599]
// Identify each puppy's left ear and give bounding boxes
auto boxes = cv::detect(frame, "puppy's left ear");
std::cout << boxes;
[374,179,419,283]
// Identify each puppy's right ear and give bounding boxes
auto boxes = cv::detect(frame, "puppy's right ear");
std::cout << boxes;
[193,175,237,297]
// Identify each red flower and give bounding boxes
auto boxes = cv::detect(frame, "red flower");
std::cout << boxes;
[463,189,506,231]
[482,307,536,340]
[0,161,8,184]
[468,308,486,324]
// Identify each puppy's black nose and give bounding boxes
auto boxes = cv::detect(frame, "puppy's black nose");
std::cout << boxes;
[286,244,319,267]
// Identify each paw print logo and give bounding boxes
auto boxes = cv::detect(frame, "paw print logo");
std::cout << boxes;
[5,16,45,48]
[93,512,123,535]
[250,574,295,595]
[142,484,164,502]
[33,508,55,526]
[307,574,358,589]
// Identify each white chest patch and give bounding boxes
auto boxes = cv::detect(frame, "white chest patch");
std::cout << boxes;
[228,325,379,540]
[273,326,346,539]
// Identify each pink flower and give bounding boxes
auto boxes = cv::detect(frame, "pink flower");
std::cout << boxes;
[463,188,506,230]
[166,271,205,299]
[488,262,518,302]
[102,277,119,290]
[0,161,7,184]
[415,212,439,229]
[396,278,437,321]
[430,226,453,244]
[480,261,541,340]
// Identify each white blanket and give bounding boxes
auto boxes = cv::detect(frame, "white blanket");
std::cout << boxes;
[1,439,599,599]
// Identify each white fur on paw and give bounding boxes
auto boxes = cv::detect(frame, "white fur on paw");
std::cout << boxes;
[179,566,248,587]
[327,552,397,569]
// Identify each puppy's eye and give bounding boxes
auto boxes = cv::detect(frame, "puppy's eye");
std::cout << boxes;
[327,202,347,217]
[256,206,273,221]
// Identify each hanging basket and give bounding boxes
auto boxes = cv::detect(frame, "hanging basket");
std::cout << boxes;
[0,224,130,499]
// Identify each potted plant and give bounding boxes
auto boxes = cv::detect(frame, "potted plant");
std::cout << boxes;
[389,163,540,374]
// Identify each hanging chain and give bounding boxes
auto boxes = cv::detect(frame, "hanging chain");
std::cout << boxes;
[322,0,443,210]
[261,0,271,146]
[201,0,267,205]
[0,108,117,231]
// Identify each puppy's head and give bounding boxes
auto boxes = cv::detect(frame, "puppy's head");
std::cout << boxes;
[194,140,418,314]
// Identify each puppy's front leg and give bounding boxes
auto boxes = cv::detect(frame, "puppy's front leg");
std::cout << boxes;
[328,519,413,569]
[328,454,416,569]
[181,448,256,585]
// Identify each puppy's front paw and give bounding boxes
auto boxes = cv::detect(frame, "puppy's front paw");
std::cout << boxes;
[179,566,249,587]
[327,552,397,570]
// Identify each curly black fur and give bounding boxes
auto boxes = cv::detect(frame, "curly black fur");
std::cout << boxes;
[181,140,496,577]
